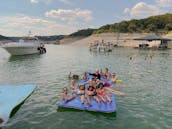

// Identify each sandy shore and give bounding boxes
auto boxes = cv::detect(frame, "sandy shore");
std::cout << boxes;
[68,33,154,47]
[67,33,172,48]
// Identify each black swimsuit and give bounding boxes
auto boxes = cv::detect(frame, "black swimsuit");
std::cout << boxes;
[91,91,97,96]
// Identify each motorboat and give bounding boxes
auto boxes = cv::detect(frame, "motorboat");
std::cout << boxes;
[1,37,46,56]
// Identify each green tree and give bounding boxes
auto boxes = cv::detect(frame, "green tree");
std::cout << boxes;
[165,23,172,31]
[128,22,137,32]
[147,24,157,32]
[118,21,128,32]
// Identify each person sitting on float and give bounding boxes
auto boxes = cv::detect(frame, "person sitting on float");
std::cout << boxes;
[81,72,89,81]
[111,73,117,83]
[70,80,78,90]
[96,83,112,103]
[104,68,111,80]
[61,87,68,101]
[65,85,85,104]
[86,85,100,106]
[99,69,105,78]
[89,70,101,80]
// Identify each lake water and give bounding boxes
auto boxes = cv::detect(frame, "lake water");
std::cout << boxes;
[0,45,172,129]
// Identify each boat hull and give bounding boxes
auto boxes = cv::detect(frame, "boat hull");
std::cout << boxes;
[2,46,40,56]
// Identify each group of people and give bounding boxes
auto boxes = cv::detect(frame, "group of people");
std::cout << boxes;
[129,55,153,60]
[61,68,125,106]
[89,41,113,52]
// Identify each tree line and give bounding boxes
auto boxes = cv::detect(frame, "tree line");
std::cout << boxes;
[94,13,172,34]
[70,13,172,36]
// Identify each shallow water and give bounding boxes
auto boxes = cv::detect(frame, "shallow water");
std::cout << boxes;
[0,45,172,129]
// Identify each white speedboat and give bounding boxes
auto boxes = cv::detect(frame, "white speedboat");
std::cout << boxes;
[1,37,46,56]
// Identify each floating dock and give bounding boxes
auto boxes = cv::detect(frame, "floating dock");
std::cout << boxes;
[0,85,36,127]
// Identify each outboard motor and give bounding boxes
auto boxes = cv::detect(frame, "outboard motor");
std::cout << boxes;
[37,47,42,54]
[37,46,46,54]
[43,47,46,53]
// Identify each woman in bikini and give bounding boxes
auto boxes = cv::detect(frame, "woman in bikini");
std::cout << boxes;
[111,73,117,83]
[86,86,100,106]
[96,83,112,103]
[104,68,111,80]
[61,87,68,101]
[70,80,77,90]
[66,85,85,104]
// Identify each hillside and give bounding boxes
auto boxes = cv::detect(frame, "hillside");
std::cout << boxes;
[1,13,172,42]
[0,35,9,40]
[36,35,64,41]
[94,13,172,34]
[69,28,96,37]
[59,13,172,37]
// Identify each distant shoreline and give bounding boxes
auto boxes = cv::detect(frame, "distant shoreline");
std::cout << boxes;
[64,33,172,48]
[1,32,172,48]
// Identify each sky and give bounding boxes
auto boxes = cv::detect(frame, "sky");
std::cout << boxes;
[0,0,172,36]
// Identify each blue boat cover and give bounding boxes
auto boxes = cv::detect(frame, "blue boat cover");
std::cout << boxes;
[0,85,36,127]
[58,74,116,113]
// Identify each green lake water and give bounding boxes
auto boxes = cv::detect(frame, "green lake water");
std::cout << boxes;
[0,45,172,129]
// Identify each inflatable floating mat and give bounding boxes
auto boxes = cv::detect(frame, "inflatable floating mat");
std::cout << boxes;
[57,94,116,114]
[0,85,36,127]
[57,74,116,114]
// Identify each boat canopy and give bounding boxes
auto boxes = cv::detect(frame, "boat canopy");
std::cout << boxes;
[134,35,171,41]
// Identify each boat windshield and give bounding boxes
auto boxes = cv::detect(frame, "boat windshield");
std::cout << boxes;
[19,37,38,43]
